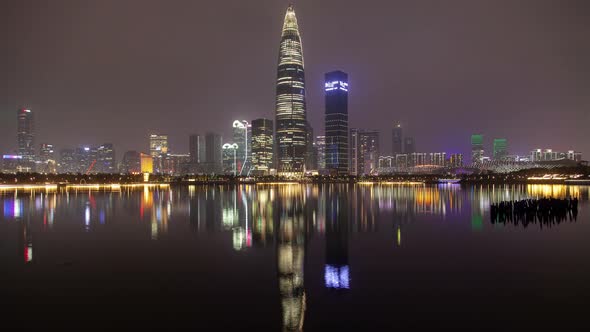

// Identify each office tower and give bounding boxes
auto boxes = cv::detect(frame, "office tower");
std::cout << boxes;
[17,108,35,162]
[222,143,239,175]
[449,153,464,167]
[2,155,22,173]
[149,134,168,173]
[140,153,153,173]
[75,146,97,173]
[392,123,403,155]
[96,143,115,173]
[121,150,141,173]
[275,4,307,175]
[404,137,415,154]
[232,120,250,175]
[325,70,349,175]
[350,129,380,176]
[39,143,56,173]
[251,118,274,175]
[204,132,223,174]
[493,138,508,160]
[396,154,408,169]
[149,134,168,157]
[164,153,190,176]
[567,150,582,162]
[189,134,204,164]
[59,149,76,173]
[471,134,484,164]
[316,136,326,170]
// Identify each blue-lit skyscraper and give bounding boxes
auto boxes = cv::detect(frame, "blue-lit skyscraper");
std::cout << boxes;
[325,70,349,175]
[275,4,307,175]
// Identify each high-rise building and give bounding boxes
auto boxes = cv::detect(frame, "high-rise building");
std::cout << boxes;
[350,129,380,176]
[251,118,274,176]
[392,123,403,155]
[316,136,326,170]
[59,149,76,173]
[275,4,307,175]
[38,143,56,173]
[222,143,239,175]
[471,134,484,164]
[140,153,153,174]
[404,137,415,154]
[121,151,141,173]
[325,70,349,175]
[233,120,251,175]
[204,132,223,174]
[493,138,508,160]
[17,108,35,162]
[149,134,168,173]
[75,146,97,173]
[189,134,204,164]
[95,143,115,173]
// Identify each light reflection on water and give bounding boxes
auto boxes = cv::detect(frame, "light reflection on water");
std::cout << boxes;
[0,183,589,330]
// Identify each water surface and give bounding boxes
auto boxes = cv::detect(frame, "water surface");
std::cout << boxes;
[1,184,589,330]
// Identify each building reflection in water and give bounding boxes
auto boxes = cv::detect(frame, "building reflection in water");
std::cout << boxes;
[323,184,350,290]
[274,184,306,331]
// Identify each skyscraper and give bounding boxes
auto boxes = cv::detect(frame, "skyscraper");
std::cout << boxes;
[17,108,35,164]
[149,134,168,173]
[39,143,56,173]
[471,134,484,163]
[121,150,141,173]
[275,4,307,175]
[404,137,415,154]
[232,120,250,175]
[251,118,274,176]
[204,132,223,174]
[392,123,403,155]
[189,134,203,164]
[325,70,349,175]
[350,129,380,176]
[493,138,508,160]
[97,143,115,173]
[316,136,326,170]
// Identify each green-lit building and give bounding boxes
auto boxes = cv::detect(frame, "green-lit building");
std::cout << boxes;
[493,138,508,160]
[471,134,484,164]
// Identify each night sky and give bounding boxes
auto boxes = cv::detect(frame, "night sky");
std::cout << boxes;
[1,0,589,160]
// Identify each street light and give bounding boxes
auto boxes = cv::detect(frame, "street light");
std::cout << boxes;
[223,143,239,176]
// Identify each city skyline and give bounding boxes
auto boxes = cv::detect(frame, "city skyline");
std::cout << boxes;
[1,1,589,160]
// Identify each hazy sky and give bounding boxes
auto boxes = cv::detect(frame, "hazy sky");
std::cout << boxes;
[1,0,589,160]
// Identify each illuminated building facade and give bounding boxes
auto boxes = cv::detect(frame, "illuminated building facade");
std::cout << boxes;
[17,108,35,163]
[140,153,153,173]
[449,153,464,167]
[325,70,349,175]
[471,134,484,164]
[2,155,22,173]
[97,143,115,173]
[38,143,57,173]
[251,118,274,175]
[149,134,168,173]
[121,150,141,173]
[392,123,403,155]
[75,146,97,173]
[275,4,307,175]
[189,134,204,164]
[59,149,76,173]
[232,120,251,175]
[222,143,239,175]
[316,136,326,170]
[350,129,380,176]
[493,138,508,160]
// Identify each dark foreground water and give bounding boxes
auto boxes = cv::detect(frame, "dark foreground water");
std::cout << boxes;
[1,184,589,330]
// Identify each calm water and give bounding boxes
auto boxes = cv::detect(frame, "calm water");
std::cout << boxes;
[1,184,589,330]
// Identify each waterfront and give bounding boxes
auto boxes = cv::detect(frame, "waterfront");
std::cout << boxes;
[1,184,589,330]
